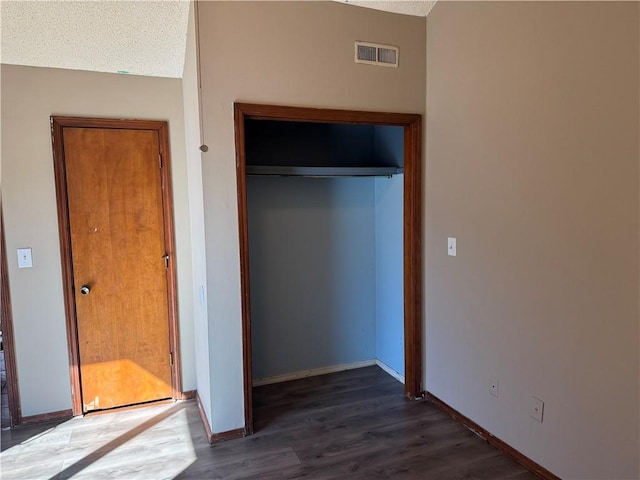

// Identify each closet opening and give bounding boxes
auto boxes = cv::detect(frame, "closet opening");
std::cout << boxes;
[234,103,422,434]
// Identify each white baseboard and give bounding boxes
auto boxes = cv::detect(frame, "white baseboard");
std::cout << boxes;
[375,359,405,384]
[253,359,376,387]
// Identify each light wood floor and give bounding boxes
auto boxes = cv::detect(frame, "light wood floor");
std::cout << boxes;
[0,348,9,429]
[1,366,538,479]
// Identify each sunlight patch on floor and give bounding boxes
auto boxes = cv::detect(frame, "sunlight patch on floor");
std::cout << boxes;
[0,402,197,480]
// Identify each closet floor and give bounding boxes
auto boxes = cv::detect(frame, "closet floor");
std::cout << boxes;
[1,366,538,479]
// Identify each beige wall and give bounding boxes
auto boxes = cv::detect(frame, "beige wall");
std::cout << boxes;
[1,65,196,416]
[196,1,425,433]
[425,2,639,478]
[181,1,212,426]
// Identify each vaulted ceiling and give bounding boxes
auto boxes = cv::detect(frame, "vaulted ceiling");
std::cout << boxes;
[0,1,435,78]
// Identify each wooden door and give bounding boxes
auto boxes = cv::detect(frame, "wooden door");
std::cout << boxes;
[61,125,173,413]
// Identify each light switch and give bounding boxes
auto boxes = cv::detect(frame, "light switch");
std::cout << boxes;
[448,237,457,257]
[17,248,33,268]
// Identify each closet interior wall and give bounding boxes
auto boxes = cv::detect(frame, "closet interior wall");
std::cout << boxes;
[247,124,405,384]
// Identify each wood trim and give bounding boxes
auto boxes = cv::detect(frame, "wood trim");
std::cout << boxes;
[403,117,423,399]
[211,427,245,443]
[50,116,182,416]
[233,104,254,435]
[1,204,22,426]
[233,103,423,433]
[20,409,73,425]
[157,122,184,399]
[425,392,561,480]
[233,102,421,126]
[51,118,82,415]
[179,390,197,400]
[195,392,214,442]
[50,117,171,130]
[195,392,244,443]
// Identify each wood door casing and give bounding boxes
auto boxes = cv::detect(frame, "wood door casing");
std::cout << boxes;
[234,103,423,434]
[52,117,181,415]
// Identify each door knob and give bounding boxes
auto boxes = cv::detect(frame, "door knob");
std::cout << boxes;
[80,285,90,295]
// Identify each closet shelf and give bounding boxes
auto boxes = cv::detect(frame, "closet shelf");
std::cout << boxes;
[246,165,403,177]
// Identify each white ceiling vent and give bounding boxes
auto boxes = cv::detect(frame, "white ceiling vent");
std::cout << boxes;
[355,41,399,68]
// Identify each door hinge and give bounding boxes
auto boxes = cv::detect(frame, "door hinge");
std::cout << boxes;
[169,352,174,366]
[159,154,162,168]
[163,254,169,269]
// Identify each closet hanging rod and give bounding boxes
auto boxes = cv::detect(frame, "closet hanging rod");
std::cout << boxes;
[245,166,403,177]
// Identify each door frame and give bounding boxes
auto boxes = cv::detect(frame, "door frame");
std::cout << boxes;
[234,103,423,434]
[1,203,22,426]
[51,116,182,416]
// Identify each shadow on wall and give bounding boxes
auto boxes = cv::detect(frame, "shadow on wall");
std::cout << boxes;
[247,176,377,380]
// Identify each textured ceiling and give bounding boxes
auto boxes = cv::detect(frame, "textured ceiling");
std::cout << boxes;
[0,1,434,79]
[1,0,191,78]
[340,1,436,17]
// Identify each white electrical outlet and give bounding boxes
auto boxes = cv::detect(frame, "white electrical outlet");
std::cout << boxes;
[448,237,457,256]
[531,396,544,422]
[489,379,499,398]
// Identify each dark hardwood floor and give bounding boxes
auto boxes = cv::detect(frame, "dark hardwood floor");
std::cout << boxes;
[0,366,538,479]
